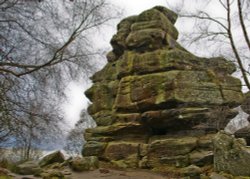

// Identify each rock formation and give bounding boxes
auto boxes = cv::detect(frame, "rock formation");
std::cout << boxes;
[16,161,42,175]
[83,6,243,171]
[213,131,250,176]
[69,156,99,172]
[39,151,65,167]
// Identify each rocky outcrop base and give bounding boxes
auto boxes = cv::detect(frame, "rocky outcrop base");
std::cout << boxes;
[213,131,250,176]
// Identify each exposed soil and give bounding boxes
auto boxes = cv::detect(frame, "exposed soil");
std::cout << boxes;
[11,168,168,179]
[71,168,167,179]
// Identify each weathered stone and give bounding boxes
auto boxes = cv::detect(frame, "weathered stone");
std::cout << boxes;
[92,111,114,126]
[106,51,119,62]
[117,15,138,31]
[82,141,107,157]
[137,9,178,39]
[39,151,64,168]
[126,28,166,52]
[113,49,237,79]
[141,108,210,131]
[148,136,198,156]
[213,131,250,176]
[139,144,148,157]
[146,136,197,168]
[210,172,228,179]
[46,162,64,170]
[113,113,141,123]
[197,134,216,150]
[158,155,190,168]
[41,169,64,179]
[139,156,149,169]
[110,15,138,56]
[86,81,119,114]
[69,156,98,172]
[190,150,213,166]
[103,142,140,168]
[181,165,202,177]
[206,57,236,74]
[85,136,114,142]
[111,157,138,169]
[83,6,243,174]
[104,142,139,161]
[84,122,150,142]
[16,161,42,175]
[153,6,178,24]
[111,32,128,56]
[130,20,167,32]
[114,71,242,114]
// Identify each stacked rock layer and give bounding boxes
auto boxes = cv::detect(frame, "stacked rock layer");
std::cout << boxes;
[83,6,243,169]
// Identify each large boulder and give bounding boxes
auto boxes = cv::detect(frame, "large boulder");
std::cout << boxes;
[16,161,42,175]
[181,165,202,178]
[83,6,243,173]
[213,130,250,176]
[41,169,65,179]
[69,156,99,172]
[39,151,65,167]
[104,142,140,168]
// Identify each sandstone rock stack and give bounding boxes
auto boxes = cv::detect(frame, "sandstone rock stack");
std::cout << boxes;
[83,6,243,170]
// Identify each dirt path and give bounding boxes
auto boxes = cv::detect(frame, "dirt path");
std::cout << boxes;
[71,169,167,179]
[11,168,167,179]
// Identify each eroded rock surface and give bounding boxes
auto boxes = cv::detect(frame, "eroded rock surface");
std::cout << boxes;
[83,6,243,171]
[16,161,42,175]
[39,151,65,168]
[213,131,250,176]
[69,156,99,172]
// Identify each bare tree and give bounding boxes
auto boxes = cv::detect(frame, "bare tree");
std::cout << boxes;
[12,100,63,161]
[0,0,119,146]
[0,0,116,77]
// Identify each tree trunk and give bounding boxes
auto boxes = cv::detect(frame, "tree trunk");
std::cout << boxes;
[227,0,250,90]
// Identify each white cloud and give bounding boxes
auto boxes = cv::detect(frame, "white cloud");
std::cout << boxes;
[63,82,91,127]
[109,0,167,15]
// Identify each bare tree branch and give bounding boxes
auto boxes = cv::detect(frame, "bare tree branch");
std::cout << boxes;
[226,0,250,89]
[237,0,250,50]
[0,0,120,147]
[180,12,228,31]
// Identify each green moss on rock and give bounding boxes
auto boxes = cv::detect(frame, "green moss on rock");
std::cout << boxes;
[16,161,42,175]
[82,141,107,157]
[82,6,244,174]
[213,131,250,176]
[39,151,65,168]
[69,156,99,172]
